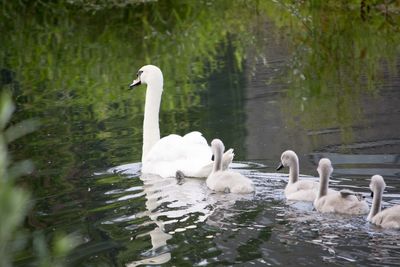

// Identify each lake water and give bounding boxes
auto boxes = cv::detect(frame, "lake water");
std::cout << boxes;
[2,1,400,266]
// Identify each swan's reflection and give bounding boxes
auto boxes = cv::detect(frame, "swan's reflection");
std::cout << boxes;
[109,163,261,266]
[111,162,400,266]
[126,173,214,266]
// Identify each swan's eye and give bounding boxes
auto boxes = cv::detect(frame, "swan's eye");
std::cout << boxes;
[211,155,214,161]
[137,70,143,77]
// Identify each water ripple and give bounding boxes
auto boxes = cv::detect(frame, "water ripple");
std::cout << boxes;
[89,160,400,266]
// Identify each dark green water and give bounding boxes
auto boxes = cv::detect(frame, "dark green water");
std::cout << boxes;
[1,1,400,266]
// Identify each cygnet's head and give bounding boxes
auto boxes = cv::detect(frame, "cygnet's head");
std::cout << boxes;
[317,158,333,178]
[369,175,386,195]
[277,150,298,170]
[129,65,163,89]
[211,139,225,158]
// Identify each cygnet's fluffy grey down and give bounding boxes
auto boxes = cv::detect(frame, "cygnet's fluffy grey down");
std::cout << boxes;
[368,175,400,229]
[206,139,254,194]
[313,158,369,215]
[277,150,320,201]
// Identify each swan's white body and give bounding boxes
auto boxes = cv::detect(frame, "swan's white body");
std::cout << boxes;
[285,181,319,202]
[278,150,333,201]
[206,139,254,194]
[142,132,233,178]
[314,191,369,215]
[368,175,400,229]
[313,158,369,215]
[130,65,234,178]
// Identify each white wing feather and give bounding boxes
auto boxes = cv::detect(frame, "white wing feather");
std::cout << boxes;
[142,132,213,178]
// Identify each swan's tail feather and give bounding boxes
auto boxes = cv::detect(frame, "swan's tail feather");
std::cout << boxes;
[222,148,234,170]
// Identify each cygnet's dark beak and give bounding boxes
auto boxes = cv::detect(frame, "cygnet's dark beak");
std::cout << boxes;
[129,78,141,89]
[276,162,284,171]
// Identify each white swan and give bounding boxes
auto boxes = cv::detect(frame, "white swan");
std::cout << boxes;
[129,65,234,178]
[367,175,400,229]
[277,150,321,201]
[206,139,254,194]
[313,158,369,215]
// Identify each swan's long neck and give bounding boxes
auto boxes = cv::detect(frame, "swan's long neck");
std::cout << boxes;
[142,83,162,162]
[317,172,329,199]
[368,187,383,221]
[289,159,299,184]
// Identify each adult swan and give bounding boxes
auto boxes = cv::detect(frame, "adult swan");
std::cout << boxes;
[129,65,234,178]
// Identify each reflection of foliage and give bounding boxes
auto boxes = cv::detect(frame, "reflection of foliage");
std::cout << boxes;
[0,1,254,265]
[1,0,398,265]
[0,92,76,267]
[0,0,254,177]
[0,0,253,169]
[0,0,253,118]
[263,0,400,142]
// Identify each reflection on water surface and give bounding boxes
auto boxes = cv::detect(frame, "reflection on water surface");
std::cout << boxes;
[91,161,400,266]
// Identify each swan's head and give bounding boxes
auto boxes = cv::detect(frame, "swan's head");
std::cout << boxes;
[317,158,333,178]
[129,65,163,89]
[211,139,225,158]
[276,150,298,171]
[369,175,386,197]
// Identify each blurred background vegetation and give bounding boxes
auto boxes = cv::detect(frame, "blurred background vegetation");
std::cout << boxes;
[0,0,399,265]
[0,92,76,266]
[267,0,400,142]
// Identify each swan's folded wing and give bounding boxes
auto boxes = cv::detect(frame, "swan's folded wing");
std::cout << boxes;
[183,131,208,145]
[295,180,319,191]
[142,133,212,178]
[340,189,358,197]
[339,189,364,200]
[145,134,185,162]
[378,205,400,227]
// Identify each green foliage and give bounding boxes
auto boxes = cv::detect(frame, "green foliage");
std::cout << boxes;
[0,93,32,267]
[0,92,77,267]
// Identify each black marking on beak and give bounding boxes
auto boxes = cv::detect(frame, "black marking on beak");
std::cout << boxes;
[276,162,284,171]
[129,70,143,89]
[211,155,215,161]
[370,191,374,198]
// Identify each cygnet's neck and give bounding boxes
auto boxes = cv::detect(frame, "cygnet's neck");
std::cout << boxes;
[317,170,329,199]
[212,147,223,173]
[288,158,299,184]
[142,82,162,161]
[368,186,383,221]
